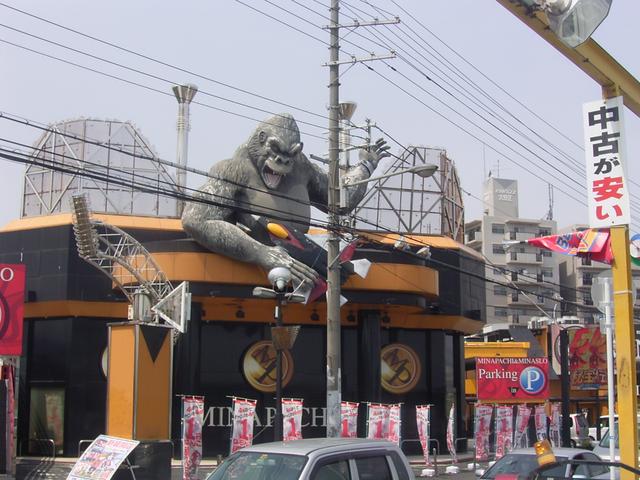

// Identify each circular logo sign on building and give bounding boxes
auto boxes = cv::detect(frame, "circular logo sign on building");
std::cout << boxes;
[381,343,421,394]
[242,340,294,393]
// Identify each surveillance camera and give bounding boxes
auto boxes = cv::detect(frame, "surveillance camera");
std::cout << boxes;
[267,267,292,292]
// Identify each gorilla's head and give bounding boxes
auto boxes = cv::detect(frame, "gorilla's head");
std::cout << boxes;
[247,113,303,190]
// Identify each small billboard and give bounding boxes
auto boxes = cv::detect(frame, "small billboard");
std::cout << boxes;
[476,357,549,401]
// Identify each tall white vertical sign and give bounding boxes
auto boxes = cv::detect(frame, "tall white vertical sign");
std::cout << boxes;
[583,96,630,227]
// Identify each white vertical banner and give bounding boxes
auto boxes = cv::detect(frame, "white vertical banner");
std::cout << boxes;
[340,401,359,438]
[282,398,303,441]
[549,402,561,448]
[583,96,630,227]
[367,404,390,439]
[230,398,257,454]
[387,404,401,445]
[474,404,493,462]
[534,404,548,440]
[182,396,204,480]
[446,403,457,464]
[513,404,532,449]
[416,405,431,466]
[495,405,513,459]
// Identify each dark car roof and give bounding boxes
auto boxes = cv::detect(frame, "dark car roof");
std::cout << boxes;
[238,438,401,456]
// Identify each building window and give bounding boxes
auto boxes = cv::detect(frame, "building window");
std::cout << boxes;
[583,293,593,305]
[542,250,552,257]
[495,307,508,317]
[493,267,505,275]
[493,285,507,296]
[492,244,505,254]
[543,269,553,278]
[539,228,551,236]
[491,224,505,234]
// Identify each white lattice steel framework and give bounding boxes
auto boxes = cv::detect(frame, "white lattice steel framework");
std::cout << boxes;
[22,118,178,218]
[352,146,464,242]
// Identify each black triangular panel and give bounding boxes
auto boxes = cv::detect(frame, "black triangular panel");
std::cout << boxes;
[141,326,169,363]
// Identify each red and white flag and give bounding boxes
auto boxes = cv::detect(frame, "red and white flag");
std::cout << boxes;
[513,405,532,449]
[367,404,390,439]
[534,404,548,441]
[474,404,493,462]
[282,399,303,441]
[230,398,257,454]
[495,405,513,459]
[416,405,431,466]
[515,229,613,264]
[182,396,204,480]
[446,403,457,464]
[340,402,359,438]
[387,404,401,445]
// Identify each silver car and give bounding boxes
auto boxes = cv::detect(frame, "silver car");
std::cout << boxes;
[206,438,416,480]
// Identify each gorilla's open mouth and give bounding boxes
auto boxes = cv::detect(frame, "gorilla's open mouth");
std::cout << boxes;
[261,164,284,189]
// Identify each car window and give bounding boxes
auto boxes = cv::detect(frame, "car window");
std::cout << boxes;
[207,452,307,480]
[389,451,411,480]
[311,459,351,480]
[582,452,609,477]
[481,454,568,479]
[354,456,392,480]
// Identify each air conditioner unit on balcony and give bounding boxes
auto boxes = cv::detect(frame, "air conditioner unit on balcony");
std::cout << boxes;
[558,316,581,325]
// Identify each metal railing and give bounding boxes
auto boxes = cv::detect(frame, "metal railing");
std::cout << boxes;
[27,438,56,458]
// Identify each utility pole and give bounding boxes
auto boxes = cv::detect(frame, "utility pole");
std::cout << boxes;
[326,0,342,439]
[324,1,397,437]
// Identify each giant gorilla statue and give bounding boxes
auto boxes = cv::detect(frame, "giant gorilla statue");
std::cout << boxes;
[181,113,389,286]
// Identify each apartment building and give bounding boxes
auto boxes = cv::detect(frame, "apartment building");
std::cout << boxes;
[465,177,560,326]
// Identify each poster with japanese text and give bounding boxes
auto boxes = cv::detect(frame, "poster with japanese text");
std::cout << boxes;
[416,405,431,466]
[0,264,25,356]
[474,404,493,462]
[549,403,561,448]
[282,399,303,441]
[495,405,513,459]
[182,396,204,480]
[230,398,256,454]
[340,401,359,438]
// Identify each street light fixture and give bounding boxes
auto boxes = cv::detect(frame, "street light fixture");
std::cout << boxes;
[252,267,304,441]
[537,0,612,47]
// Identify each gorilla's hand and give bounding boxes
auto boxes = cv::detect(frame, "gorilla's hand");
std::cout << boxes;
[359,138,391,175]
[261,246,319,287]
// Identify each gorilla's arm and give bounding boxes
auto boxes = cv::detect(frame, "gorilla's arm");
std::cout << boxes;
[307,138,390,214]
[181,161,318,285]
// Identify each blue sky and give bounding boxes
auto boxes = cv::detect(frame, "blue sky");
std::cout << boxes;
[0,1,638,232]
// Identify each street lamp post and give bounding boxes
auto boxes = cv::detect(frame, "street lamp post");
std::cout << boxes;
[253,267,304,441]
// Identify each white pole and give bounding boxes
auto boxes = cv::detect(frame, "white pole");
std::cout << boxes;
[603,277,616,480]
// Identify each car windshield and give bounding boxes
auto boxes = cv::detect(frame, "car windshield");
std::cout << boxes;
[481,454,568,479]
[206,452,307,480]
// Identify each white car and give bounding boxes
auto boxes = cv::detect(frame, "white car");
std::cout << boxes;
[478,447,611,479]
[206,438,416,480]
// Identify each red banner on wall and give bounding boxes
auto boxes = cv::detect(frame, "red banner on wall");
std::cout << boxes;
[0,264,26,356]
[569,327,606,390]
[476,357,549,401]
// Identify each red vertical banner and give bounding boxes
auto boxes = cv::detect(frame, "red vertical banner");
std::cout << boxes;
[1,366,15,474]
[474,404,493,462]
[513,405,532,449]
[367,404,390,439]
[282,399,303,441]
[446,403,457,464]
[416,405,431,465]
[0,265,26,356]
[230,398,256,454]
[340,402,359,438]
[387,404,401,445]
[182,396,204,480]
[534,404,547,441]
[495,405,514,459]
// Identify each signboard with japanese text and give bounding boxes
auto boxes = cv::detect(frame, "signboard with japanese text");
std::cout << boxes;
[282,399,303,442]
[67,435,139,480]
[230,398,256,454]
[569,327,606,390]
[0,264,26,356]
[182,396,204,480]
[476,357,549,401]
[583,96,630,227]
[340,402,359,438]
